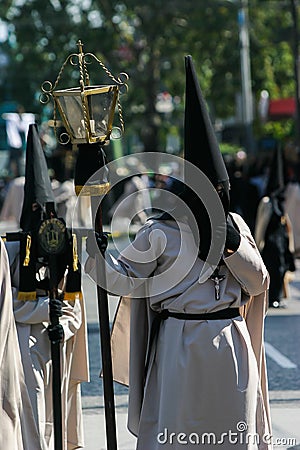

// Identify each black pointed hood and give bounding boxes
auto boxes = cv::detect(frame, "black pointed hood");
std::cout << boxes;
[265,144,286,197]
[184,55,230,214]
[158,57,230,264]
[20,123,55,231]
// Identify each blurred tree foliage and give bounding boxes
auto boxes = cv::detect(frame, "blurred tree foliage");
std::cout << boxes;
[0,0,298,152]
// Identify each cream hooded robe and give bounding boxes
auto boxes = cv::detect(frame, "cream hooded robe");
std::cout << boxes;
[5,240,89,450]
[86,212,272,450]
[0,238,41,450]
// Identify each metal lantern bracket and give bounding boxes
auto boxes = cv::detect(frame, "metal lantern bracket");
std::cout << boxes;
[40,40,129,145]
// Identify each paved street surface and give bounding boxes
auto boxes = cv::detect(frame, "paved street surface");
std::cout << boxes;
[81,238,300,450]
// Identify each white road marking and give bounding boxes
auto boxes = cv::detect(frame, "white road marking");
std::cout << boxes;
[265,342,297,369]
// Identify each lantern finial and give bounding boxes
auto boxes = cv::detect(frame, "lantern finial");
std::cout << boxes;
[77,40,84,54]
[40,41,129,145]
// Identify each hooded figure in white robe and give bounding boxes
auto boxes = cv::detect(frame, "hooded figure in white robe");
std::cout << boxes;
[0,237,41,450]
[5,240,89,450]
[86,56,272,449]
[4,124,89,450]
[92,214,271,450]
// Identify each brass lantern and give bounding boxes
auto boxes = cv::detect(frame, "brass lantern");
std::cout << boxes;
[41,40,128,145]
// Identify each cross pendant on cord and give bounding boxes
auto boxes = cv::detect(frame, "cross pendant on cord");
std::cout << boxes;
[210,267,225,301]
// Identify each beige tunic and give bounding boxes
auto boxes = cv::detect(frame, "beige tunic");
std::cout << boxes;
[6,241,89,450]
[0,238,41,450]
[87,213,272,449]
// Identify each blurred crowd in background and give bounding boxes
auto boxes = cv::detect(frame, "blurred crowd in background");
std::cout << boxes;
[1,105,300,311]
[0,107,300,235]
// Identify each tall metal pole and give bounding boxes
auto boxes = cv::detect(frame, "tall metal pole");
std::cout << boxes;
[49,255,63,450]
[238,0,255,153]
[91,196,118,450]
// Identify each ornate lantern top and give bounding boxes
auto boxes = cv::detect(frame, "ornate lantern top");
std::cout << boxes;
[40,40,129,146]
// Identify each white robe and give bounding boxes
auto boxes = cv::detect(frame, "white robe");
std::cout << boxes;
[0,176,25,226]
[86,213,272,449]
[5,241,89,450]
[0,238,41,450]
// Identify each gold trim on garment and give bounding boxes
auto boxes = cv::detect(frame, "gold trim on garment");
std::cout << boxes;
[75,182,110,197]
[72,233,79,271]
[23,234,32,266]
[17,291,37,301]
[64,291,83,301]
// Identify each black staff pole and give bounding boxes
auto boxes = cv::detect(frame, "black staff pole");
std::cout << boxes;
[49,254,63,450]
[75,143,118,450]
[39,215,68,450]
[92,196,118,450]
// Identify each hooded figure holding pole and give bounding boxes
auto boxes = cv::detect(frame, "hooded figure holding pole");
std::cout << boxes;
[86,56,272,449]
[5,123,89,450]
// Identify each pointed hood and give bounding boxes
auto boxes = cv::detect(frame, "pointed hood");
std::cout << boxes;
[184,55,230,214]
[158,57,230,264]
[265,144,286,197]
[20,123,55,231]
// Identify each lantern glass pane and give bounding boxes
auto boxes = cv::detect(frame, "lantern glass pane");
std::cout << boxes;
[57,94,85,139]
[88,90,116,138]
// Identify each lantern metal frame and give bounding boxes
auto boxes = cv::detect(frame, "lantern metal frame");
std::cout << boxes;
[40,40,128,145]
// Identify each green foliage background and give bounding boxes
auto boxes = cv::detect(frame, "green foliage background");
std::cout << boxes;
[0,0,299,152]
